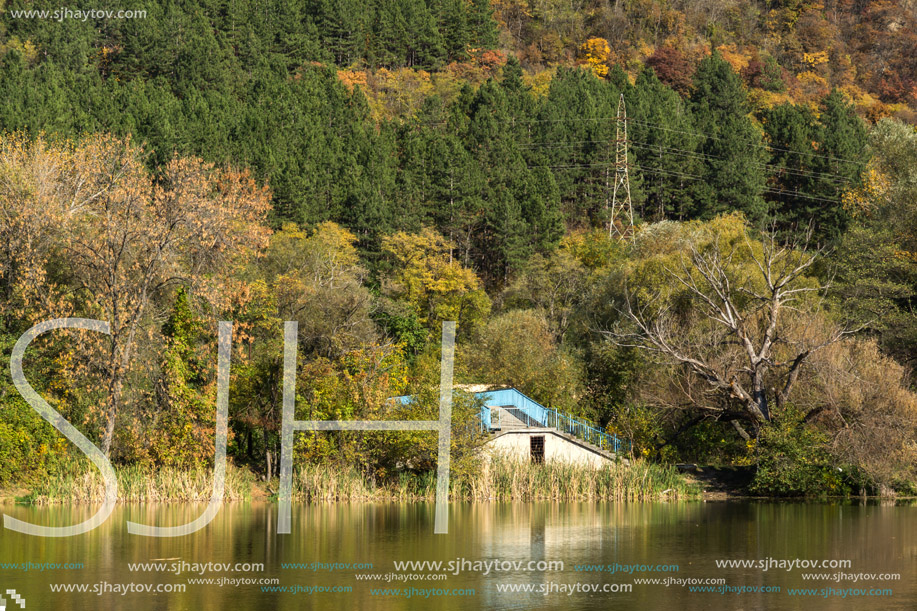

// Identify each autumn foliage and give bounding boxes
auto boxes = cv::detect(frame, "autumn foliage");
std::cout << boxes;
[0,134,271,458]
[2,0,917,499]
[646,46,694,96]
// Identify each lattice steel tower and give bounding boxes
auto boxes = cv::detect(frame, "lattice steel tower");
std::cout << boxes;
[609,93,634,240]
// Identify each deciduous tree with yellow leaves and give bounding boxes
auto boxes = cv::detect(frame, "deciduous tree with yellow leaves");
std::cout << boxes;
[0,134,271,457]
[579,37,610,78]
[381,228,491,333]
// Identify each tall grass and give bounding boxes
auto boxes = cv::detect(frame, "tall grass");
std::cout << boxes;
[466,455,699,501]
[293,456,700,501]
[23,460,256,504]
[293,463,438,501]
[18,456,698,504]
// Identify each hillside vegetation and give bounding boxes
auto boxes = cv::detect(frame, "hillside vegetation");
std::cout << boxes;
[2,1,917,497]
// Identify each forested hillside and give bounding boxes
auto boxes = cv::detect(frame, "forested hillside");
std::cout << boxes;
[0,0,878,275]
[1,0,917,497]
[493,0,917,116]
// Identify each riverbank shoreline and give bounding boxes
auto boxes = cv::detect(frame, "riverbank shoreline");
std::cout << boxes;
[6,460,908,505]
[0,457,701,504]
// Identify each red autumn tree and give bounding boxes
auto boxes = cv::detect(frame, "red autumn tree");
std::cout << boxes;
[646,46,694,96]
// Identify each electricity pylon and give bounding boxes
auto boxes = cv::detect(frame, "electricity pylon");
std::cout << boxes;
[609,93,634,241]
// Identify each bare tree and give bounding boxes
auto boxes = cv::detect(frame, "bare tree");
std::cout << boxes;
[604,226,852,438]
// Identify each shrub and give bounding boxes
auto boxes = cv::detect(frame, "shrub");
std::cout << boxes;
[750,408,846,496]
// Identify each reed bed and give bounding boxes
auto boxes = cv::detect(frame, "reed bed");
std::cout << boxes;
[467,455,699,501]
[292,463,439,501]
[19,456,698,504]
[293,456,700,502]
[23,461,256,504]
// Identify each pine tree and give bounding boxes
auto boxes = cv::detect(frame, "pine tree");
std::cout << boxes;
[468,0,499,49]
[812,89,867,240]
[690,51,768,222]
[397,101,487,266]
[432,0,470,61]
[533,66,619,227]
[370,0,411,68]
[406,1,447,69]
[629,66,701,221]
[459,74,561,283]
[763,91,866,241]
[762,102,820,233]
[312,0,368,66]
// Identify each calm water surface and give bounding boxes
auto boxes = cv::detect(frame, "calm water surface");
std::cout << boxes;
[0,501,914,610]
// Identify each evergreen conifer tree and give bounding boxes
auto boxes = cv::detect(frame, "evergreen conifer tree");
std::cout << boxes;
[690,51,768,222]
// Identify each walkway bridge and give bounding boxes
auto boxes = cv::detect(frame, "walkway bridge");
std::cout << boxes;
[476,388,630,455]
[392,387,630,457]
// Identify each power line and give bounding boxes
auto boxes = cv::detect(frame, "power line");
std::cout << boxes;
[627,142,853,184]
[521,137,854,184]
[436,113,865,168]
[527,161,844,205]
[415,103,864,208]
[626,118,862,167]
[609,94,634,241]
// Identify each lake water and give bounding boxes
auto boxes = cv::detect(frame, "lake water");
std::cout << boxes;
[0,501,913,610]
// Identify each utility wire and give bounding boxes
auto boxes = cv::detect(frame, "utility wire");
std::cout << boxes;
[521,138,853,184]
[527,162,844,205]
[428,114,864,167]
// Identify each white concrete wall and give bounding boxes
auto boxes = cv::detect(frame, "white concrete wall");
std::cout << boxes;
[483,429,612,468]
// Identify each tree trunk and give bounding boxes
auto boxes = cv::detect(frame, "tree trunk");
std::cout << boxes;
[101,368,123,457]
[101,335,133,457]
[753,370,770,422]
[730,419,752,442]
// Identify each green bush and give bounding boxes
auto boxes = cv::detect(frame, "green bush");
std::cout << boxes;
[0,394,66,488]
[750,408,847,496]
[674,420,749,465]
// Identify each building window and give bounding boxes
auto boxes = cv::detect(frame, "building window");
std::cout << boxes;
[530,436,545,464]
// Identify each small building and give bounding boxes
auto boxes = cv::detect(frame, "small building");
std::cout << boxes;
[473,387,628,468]
[390,386,629,468]
[484,428,618,468]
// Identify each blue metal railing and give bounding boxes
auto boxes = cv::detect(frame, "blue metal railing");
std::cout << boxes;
[476,388,631,454]
[389,388,631,454]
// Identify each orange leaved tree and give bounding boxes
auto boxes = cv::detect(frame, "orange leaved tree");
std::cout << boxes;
[0,134,271,456]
